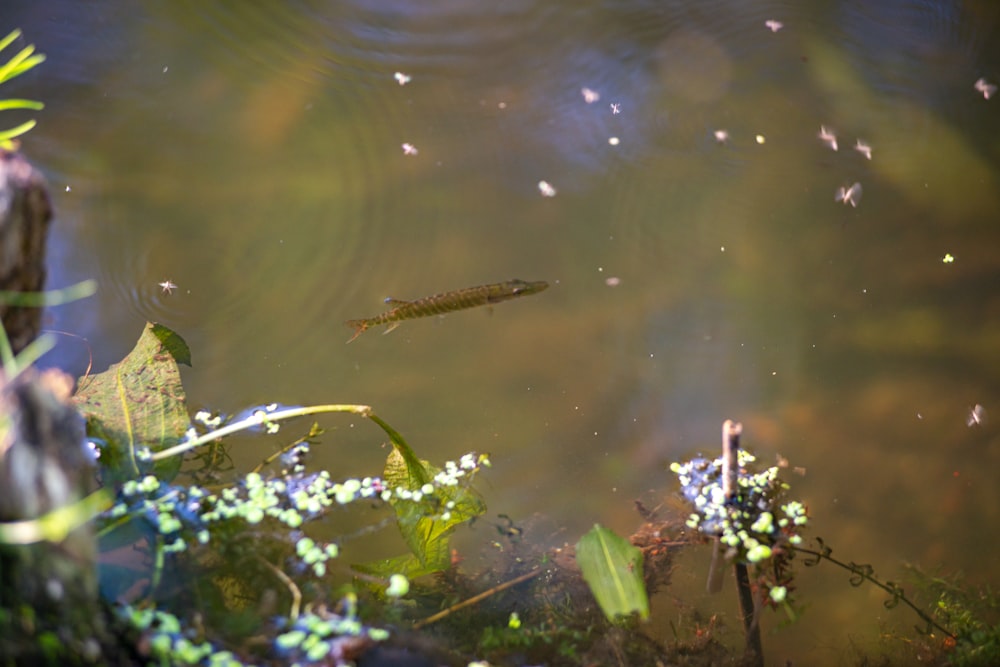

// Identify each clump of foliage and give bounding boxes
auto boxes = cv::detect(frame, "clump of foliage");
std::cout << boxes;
[0,29,45,149]
[78,326,492,666]
[669,429,962,665]
[670,448,806,611]
[668,422,804,666]
[906,566,1000,666]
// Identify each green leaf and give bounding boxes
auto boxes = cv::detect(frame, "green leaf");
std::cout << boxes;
[0,30,22,54]
[0,44,45,84]
[381,449,485,574]
[148,322,192,366]
[576,524,649,622]
[0,118,36,145]
[73,322,192,481]
[352,553,439,581]
[367,412,428,487]
[356,450,488,579]
[0,99,43,112]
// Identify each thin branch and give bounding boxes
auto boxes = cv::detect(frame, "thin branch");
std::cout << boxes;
[412,568,542,629]
[795,545,955,639]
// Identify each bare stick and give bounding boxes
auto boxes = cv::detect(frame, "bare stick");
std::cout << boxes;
[723,421,763,666]
[706,420,741,593]
[412,567,542,629]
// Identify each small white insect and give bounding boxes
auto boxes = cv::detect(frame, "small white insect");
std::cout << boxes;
[967,404,986,427]
[610,102,621,115]
[974,78,996,100]
[714,129,730,143]
[401,143,418,156]
[835,182,862,207]
[394,72,411,86]
[818,125,838,151]
[854,139,872,160]
[537,180,557,197]
[158,280,178,295]
[765,20,784,32]
[581,87,600,104]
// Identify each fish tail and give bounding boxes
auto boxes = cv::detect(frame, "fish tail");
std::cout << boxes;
[345,319,368,343]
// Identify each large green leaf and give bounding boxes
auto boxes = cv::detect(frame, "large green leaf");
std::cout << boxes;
[576,524,649,622]
[73,322,191,481]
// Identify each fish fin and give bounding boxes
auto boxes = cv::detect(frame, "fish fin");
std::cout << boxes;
[384,297,412,305]
[382,321,401,335]
[345,320,367,343]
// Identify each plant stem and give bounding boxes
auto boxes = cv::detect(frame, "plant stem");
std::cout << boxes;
[150,404,373,461]
[723,420,763,667]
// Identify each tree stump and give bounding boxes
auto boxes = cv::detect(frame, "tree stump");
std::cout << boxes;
[0,153,140,663]
[0,149,52,355]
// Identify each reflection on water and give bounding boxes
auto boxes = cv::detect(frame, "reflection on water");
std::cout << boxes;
[15,0,1000,661]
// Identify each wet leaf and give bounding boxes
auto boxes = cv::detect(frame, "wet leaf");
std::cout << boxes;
[576,524,649,622]
[381,449,485,575]
[73,322,191,481]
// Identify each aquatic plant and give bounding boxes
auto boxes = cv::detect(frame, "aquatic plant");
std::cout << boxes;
[0,29,45,149]
[83,325,491,664]
[670,420,958,665]
[912,566,1000,666]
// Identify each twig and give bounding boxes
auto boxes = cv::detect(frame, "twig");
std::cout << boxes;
[412,567,542,629]
[258,557,302,620]
[796,543,955,639]
[717,420,763,666]
[706,420,741,594]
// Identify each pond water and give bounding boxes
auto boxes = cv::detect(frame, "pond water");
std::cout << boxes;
[10,0,1000,662]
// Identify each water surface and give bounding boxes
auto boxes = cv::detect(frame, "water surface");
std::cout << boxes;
[11,0,1000,661]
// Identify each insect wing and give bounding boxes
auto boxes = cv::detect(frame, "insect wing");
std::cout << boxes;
[967,404,986,427]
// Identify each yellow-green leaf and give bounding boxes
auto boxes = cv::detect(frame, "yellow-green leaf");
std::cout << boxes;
[73,322,191,481]
[576,524,649,622]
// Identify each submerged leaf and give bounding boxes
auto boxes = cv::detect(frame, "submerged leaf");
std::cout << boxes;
[73,322,191,480]
[576,524,649,622]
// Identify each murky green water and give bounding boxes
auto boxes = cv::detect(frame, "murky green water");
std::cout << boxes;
[11,0,1000,662]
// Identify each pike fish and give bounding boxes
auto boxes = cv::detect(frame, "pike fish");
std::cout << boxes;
[345,279,548,342]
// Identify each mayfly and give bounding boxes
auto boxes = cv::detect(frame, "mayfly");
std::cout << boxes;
[974,78,996,100]
[835,182,862,207]
[967,404,986,427]
[345,279,549,342]
[854,139,873,160]
[818,125,838,151]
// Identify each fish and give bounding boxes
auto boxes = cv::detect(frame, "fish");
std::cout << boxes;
[345,279,549,342]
